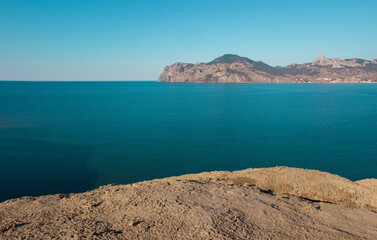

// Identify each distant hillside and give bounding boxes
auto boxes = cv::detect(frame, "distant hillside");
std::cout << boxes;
[158,54,377,83]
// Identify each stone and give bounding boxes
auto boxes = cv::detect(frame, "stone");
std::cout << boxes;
[1,167,377,239]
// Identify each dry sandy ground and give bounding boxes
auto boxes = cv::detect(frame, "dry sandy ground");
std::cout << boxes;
[1,167,377,239]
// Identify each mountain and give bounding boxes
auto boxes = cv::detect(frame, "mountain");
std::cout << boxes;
[207,54,255,64]
[158,54,377,83]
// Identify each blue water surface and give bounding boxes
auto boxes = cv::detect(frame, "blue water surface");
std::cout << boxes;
[1,81,377,202]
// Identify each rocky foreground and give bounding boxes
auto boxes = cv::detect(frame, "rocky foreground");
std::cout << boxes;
[1,167,377,239]
[158,54,377,83]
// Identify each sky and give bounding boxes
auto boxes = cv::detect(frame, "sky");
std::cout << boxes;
[1,0,377,81]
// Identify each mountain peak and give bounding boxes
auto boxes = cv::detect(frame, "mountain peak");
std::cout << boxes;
[313,55,330,65]
[207,54,254,65]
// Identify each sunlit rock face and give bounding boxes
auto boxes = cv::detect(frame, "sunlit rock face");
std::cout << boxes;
[312,55,371,68]
[158,54,377,83]
[1,167,377,239]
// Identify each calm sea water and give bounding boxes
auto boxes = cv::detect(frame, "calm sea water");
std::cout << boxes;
[1,81,377,202]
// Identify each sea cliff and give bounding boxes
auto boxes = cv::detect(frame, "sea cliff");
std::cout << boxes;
[1,167,377,239]
[158,54,377,83]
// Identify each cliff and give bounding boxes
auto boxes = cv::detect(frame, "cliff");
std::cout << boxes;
[1,167,377,239]
[157,54,377,83]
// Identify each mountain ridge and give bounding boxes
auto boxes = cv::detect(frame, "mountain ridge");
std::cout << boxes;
[158,54,377,83]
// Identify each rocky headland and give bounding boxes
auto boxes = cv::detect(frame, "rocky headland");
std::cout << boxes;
[1,167,377,239]
[158,54,377,83]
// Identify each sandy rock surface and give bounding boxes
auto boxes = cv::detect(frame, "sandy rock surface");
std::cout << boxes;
[1,167,377,239]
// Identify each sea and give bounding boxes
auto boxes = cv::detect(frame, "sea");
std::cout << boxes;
[1,81,377,202]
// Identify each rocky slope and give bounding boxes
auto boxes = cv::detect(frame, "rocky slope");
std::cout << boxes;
[1,167,377,239]
[158,54,377,83]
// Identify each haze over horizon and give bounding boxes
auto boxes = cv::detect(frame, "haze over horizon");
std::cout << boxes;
[1,0,377,81]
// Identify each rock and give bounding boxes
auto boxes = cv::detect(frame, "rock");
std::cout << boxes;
[356,179,377,193]
[1,167,377,239]
[312,55,331,65]
[312,56,367,68]
[157,54,377,83]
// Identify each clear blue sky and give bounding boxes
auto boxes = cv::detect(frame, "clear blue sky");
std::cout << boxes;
[1,0,377,80]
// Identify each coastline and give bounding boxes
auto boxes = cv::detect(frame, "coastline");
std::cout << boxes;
[158,55,377,84]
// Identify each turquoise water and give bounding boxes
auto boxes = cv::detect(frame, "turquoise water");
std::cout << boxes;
[1,81,377,202]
